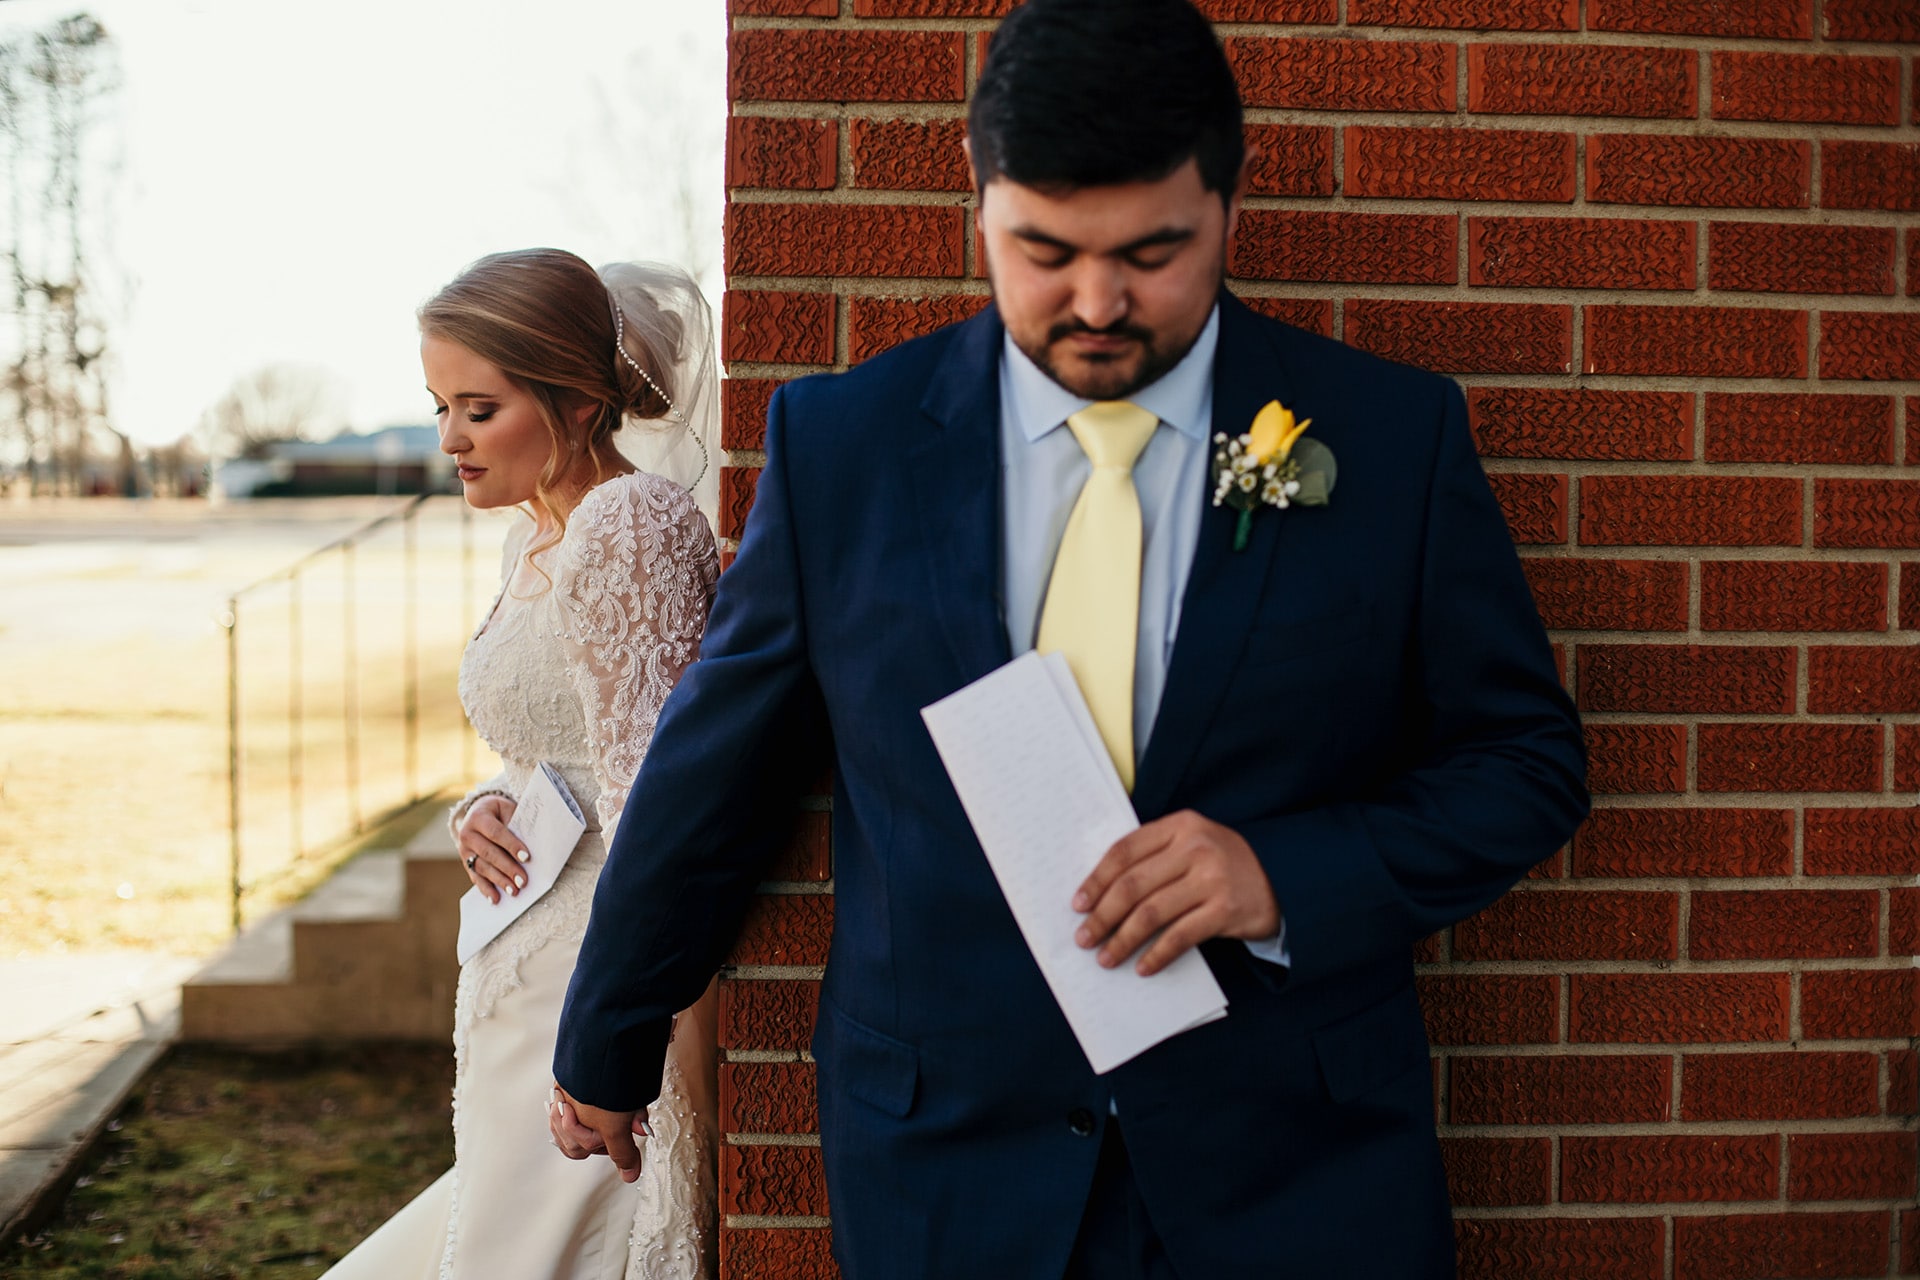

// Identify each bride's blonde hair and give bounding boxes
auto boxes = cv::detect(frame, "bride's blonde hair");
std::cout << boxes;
[419,248,684,560]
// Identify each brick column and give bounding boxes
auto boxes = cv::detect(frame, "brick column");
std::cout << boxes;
[719,2,1920,1276]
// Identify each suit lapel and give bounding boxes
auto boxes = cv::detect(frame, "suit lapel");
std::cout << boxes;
[1132,295,1297,819]
[908,304,1013,683]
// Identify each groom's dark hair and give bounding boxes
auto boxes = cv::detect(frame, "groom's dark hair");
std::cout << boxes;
[968,0,1244,204]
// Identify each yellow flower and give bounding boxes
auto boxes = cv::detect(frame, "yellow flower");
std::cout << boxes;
[1246,400,1312,467]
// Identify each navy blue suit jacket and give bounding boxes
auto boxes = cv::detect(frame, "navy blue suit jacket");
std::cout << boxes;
[556,294,1588,1278]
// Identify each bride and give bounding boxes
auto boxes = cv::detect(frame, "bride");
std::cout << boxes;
[323,250,721,1279]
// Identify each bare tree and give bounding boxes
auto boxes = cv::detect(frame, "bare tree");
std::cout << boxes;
[199,362,349,459]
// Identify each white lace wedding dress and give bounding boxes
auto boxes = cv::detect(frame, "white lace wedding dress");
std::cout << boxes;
[324,471,720,1280]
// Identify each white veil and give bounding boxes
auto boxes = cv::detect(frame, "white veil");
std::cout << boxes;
[599,261,721,528]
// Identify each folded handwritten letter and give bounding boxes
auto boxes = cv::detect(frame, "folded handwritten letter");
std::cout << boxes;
[922,651,1227,1073]
[455,762,588,964]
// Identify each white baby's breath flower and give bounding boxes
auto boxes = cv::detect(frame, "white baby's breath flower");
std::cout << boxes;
[1237,473,1258,492]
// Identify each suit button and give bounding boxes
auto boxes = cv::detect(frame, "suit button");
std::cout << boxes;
[1067,1108,1096,1137]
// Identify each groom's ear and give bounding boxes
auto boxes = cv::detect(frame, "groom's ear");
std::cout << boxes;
[1224,147,1255,244]
[963,137,983,223]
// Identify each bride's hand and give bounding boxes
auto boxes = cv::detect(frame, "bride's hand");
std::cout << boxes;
[550,1084,651,1183]
[458,795,531,904]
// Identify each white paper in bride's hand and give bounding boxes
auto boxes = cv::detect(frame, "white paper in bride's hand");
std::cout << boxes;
[921,651,1227,1074]
[455,762,588,964]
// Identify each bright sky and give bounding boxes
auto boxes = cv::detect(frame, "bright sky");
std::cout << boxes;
[0,0,726,447]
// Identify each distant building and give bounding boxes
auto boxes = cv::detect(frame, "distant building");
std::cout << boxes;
[215,425,454,499]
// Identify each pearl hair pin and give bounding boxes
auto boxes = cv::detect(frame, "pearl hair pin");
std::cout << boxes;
[611,301,710,488]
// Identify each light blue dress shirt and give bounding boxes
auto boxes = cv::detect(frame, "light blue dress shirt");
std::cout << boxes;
[997,306,1289,967]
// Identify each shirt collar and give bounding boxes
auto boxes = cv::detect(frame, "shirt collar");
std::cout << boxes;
[1001,304,1220,446]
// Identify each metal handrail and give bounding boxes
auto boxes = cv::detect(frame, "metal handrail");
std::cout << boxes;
[219,494,486,932]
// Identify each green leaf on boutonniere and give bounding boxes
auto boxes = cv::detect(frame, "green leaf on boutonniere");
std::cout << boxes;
[1289,438,1337,506]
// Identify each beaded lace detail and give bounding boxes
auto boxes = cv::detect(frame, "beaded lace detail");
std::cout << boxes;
[441,471,718,1279]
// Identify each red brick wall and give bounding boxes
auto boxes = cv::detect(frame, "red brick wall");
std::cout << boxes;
[718,2,1920,1276]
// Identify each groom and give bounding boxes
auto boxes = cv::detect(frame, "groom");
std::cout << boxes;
[553,1,1587,1275]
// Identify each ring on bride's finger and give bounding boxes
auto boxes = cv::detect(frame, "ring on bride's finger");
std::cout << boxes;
[465,855,479,870]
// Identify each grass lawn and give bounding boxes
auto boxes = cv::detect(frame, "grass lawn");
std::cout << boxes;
[0,1044,453,1279]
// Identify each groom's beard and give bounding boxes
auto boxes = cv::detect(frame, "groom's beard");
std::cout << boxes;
[1016,269,1222,402]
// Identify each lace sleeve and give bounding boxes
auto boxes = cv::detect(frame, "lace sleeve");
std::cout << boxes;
[554,473,719,840]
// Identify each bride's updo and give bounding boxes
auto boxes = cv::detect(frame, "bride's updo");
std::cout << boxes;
[419,248,692,545]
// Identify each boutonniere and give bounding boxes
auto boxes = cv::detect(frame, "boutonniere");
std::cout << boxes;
[1210,400,1337,551]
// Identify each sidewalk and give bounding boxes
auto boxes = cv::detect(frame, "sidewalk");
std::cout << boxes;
[0,952,198,1243]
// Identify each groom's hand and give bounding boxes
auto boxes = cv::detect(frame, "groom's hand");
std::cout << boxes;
[1072,810,1280,977]
[549,1084,649,1184]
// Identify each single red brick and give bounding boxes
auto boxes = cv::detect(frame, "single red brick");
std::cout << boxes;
[1802,969,1920,1039]
[855,0,1013,12]
[1584,305,1807,378]
[1809,645,1920,713]
[1826,0,1920,39]
[1823,141,1920,211]
[1411,931,1445,964]
[727,892,832,966]
[1346,126,1574,202]
[732,0,834,12]
[1472,389,1692,461]
[1713,52,1901,125]
[1805,807,1920,876]
[720,465,761,541]
[1900,725,1920,791]
[723,291,835,367]
[1450,1054,1672,1125]
[1197,0,1340,15]
[1890,1049,1919,1115]
[850,119,970,192]
[1562,1134,1779,1204]
[719,1227,837,1278]
[1417,973,1559,1044]
[1346,300,1570,374]
[727,118,837,191]
[1486,472,1568,544]
[1225,37,1455,113]
[1691,889,1880,961]
[722,379,781,452]
[1242,124,1335,198]
[720,1061,819,1134]
[1904,562,1920,627]
[768,810,832,882]
[1816,479,1920,549]
[727,204,965,280]
[1440,1137,1553,1208]
[1236,295,1335,337]
[1698,722,1884,794]
[1709,223,1896,296]
[720,979,822,1051]
[1521,558,1689,632]
[1578,644,1795,715]
[1701,561,1888,633]
[1455,1218,1665,1280]
[1470,217,1694,291]
[1821,312,1920,381]
[1351,0,1575,28]
[1571,973,1791,1044]
[1683,1051,1879,1121]
[1573,807,1793,878]
[1588,135,1810,209]
[1231,212,1456,285]
[1705,392,1894,464]
[1584,723,1688,794]
[1580,475,1801,547]
[1791,1132,1917,1202]
[1455,888,1677,961]
[721,1142,829,1216]
[1468,43,1695,117]
[1589,0,1811,38]
[729,30,965,103]
[846,295,989,364]
[1674,1212,1889,1280]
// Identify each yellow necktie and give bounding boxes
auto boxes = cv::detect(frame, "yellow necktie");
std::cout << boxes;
[1036,400,1160,791]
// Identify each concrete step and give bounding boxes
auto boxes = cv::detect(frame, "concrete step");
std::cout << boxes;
[181,813,465,1045]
